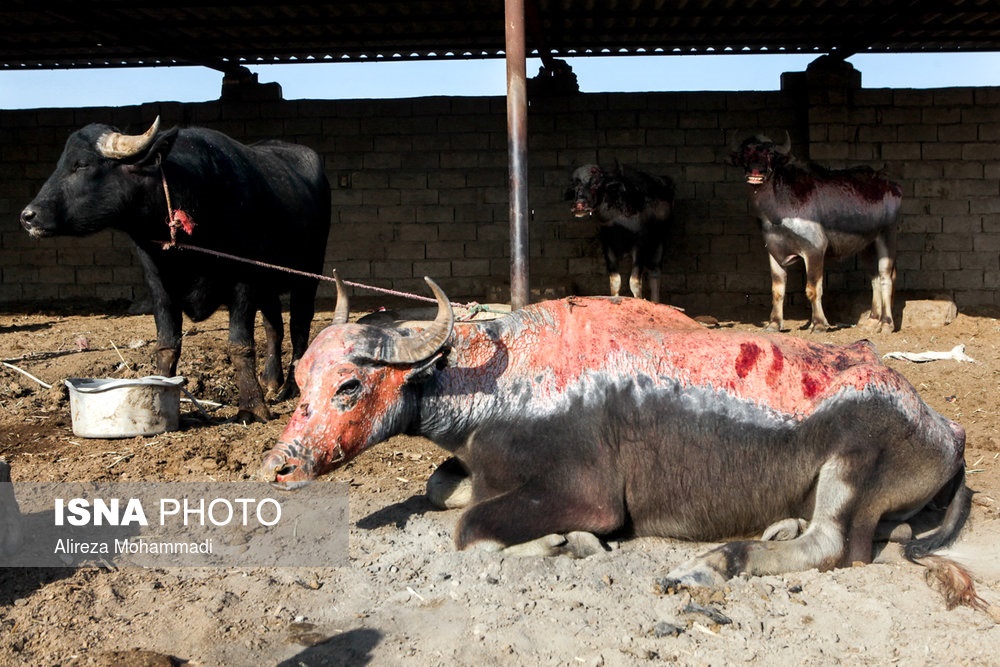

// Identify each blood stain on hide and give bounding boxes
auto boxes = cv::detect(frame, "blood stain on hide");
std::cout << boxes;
[786,172,818,202]
[735,342,762,379]
[767,344,785,386]
[801,373,823,399]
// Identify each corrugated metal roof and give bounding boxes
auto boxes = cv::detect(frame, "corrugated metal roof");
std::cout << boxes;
[2,1,999,72]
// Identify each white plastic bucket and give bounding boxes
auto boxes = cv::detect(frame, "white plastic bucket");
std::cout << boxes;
[64,376,186,438]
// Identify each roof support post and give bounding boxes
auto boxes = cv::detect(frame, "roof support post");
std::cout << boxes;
[505,0,530,310]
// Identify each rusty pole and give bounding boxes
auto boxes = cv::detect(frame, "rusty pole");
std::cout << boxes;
[505,0,530,310]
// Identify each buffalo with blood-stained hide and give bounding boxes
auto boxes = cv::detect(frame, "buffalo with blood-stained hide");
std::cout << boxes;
[261,276,983,609]
[731,133,901,333]
[570,164,674,302]
[20,118,331,423]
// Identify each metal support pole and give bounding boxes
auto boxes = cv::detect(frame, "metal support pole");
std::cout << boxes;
[505,0,530,310]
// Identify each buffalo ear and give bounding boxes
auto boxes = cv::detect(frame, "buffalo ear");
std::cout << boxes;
[403,351,447,384]
[132,127,180,168]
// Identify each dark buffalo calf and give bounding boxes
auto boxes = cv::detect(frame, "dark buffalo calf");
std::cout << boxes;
[570,163,674,302]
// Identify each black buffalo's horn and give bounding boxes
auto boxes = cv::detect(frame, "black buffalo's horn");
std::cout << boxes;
[96,116,160,159]
[383,277,454,365]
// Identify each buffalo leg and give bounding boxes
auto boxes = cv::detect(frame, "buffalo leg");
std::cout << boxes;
[635,233,664,303]
[487,531,607,558]
[426,457,473,509]
[609,272,622,296]
[877,229,898,332]
[629,243,643,299]
[803,254,832,332]
[455,479,623,556]
[761,517,809,542]
[661,457,864,586]
[152,302,183,377]
[258,293,285,397]
[277,277,320,401]
[646,272,661,304]
[134,247,183,376]
[765,254,787,331]
[628,265,643,300]
[603,241,623,297]
[862,233,897,333]
[229,286,271,424]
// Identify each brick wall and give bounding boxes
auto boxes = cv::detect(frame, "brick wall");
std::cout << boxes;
[1,81,998,321]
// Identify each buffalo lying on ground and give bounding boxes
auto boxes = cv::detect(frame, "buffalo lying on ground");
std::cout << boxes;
[21,117,331,423]
[262,276,983,609]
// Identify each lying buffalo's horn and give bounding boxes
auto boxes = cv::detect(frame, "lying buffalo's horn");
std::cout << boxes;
[777,130,792,154]
[96,116,161,159]
[332,270,350,325]
[383,277,454,364]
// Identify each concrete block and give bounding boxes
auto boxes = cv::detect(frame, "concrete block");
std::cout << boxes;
[897,299,958,328]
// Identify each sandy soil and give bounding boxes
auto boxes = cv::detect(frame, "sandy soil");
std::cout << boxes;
[1,299,999,666]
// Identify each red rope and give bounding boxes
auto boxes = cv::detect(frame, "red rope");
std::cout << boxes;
[158,159,196,248]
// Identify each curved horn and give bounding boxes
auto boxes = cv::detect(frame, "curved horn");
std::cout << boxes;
[96,116,161,159]
[383,277,454,365]
[332,270,350,325]
[777,130,792,155]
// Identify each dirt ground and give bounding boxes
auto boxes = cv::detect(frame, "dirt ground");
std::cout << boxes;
[1,297,999,666]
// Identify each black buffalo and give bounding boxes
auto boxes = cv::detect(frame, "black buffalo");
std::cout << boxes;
[570,164,674,303]
[20,117,331,423]
[731,133,902,333]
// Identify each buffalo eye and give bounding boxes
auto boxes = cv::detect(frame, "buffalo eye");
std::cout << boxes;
[336,378,362,397]
[71,159,91,173]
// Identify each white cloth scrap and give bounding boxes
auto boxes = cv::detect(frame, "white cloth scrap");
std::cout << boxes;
[883,344,976,363]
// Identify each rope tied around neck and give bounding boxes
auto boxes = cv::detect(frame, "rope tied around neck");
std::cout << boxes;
[158,156,196,249]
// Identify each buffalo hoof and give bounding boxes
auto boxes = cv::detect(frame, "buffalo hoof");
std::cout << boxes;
[492,531,607,558]
[271,379,300,403]
[658,564,728,590]
[233,407,272,425]
[660,549,731,589]
[561,531,608,558]
[761,517,809,542]
[809,321,833,333]
[764,321,783,332]
[426,458,472,509]
[470,531,608,558]
[260,369,283,397]
[860,317,892,335]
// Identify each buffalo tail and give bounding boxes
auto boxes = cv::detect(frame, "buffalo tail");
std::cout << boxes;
[904,470,988,610]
